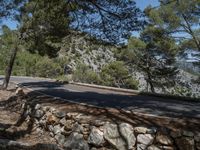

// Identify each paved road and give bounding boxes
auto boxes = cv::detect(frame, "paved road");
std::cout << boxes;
[0,76,200,119]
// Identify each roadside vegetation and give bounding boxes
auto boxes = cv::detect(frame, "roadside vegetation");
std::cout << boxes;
[0,0,199,98]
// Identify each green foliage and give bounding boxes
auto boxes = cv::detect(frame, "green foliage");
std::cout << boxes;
[0,25,19,72]
[171,86,193,97]
[145,0,200,51]
[100,61,138,89]
[72,63,102,84]
[126,26,178,92]
[71,62,139,90]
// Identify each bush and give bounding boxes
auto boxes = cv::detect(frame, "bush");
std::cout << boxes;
[72,63,102,84]
[35,57,63,78]
[100,61,139,89]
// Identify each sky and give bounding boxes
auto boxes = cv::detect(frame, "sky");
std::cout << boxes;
[2,0,159,30]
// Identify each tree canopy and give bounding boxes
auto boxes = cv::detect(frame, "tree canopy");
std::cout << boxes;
[18,0,145,57]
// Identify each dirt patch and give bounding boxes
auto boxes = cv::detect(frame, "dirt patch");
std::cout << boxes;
[0,88,57,148]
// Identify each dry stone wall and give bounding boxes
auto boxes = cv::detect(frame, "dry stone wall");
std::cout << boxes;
[23,103,200,150]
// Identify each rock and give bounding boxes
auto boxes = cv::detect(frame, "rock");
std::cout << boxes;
[137,144,147,150]
[15,87,24,96]
[104,123,126,150]
[161,146,175,150]
[54,111,66,118]
[53,124,64,135]
[48,125,54,132]
[66,112,79,119]
[47,114,59,125]
[134,127,148,134]
[147,145,161,150]
[34,109,44,119]
[175,137,195,150]
[63,132,89,150]
[88,127,104,146]
[104,122,136,150]
[119,123,136,149]
[35,104,41,110]
[156,132,173,145]
[195,136,200,142]
[72,123,84,133]
[59,118,67,125]
[147,127,157,134]
[183,131,194,137]
[55,133,66,145]
[49,107,56,113]
[64,119,75,131]
[134,127,157,134]
[42,106,50,111]
[137,134,154,145]
[93,120,105,127]
[170,130,182,138]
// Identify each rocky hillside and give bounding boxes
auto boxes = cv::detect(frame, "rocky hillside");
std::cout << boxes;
[57,31,200,98]
[59,31,117,72]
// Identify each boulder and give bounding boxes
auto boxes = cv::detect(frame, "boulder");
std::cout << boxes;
[119,123,136,149]
[54,111,66,118]
[47,114,59,125]
[88,127,104,146]
[156,132,173,145]
[15,87,24,96]
[63,132,89,150]
[34,104,41,110]
[64,120,75,131]
[137,144,147,150]
[183,131,194,137]
[72,123,84,133]
[55,133,66,145]
[34,109,44,119]
[137,134,154,145]
[53,124,64,135]
[104,122,136,150]
[134,127,148,134]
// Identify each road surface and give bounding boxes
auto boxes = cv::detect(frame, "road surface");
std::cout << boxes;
[0,76,200,119]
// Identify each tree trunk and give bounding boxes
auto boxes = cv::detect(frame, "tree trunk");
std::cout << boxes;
[147,73,155,93]
[181,14,200,51]
[1,45,18,90]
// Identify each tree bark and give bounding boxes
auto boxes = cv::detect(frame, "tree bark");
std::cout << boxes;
[1,45,18,90]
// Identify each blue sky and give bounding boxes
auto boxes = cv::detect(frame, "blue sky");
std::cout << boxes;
[2,0,159,30]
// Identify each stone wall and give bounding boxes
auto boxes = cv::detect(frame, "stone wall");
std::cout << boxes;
[25,103,200,150]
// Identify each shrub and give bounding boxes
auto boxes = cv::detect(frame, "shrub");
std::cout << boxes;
[72,63,102,84]
[100,61,139,89]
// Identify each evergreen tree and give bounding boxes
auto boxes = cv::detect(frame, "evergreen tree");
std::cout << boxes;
[127,26,178,93]
[145,0,200,51]
[1,0,144,89]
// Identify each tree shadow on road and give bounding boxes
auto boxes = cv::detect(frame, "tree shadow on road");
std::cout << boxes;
[0,85,200,146]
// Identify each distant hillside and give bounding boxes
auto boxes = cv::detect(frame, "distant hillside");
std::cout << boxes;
[59,30,118,73]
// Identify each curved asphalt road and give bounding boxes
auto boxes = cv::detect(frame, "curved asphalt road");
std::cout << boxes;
[0,76,200,119]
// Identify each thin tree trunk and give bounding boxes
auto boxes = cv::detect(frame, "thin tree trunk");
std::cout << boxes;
[147,73,155,93]
[181,14,200,51]
[1,45,18,90]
